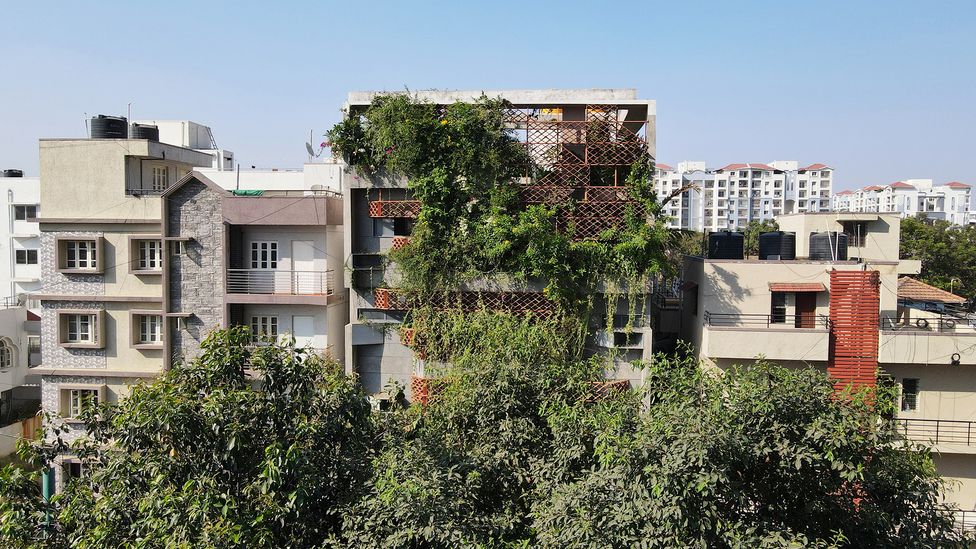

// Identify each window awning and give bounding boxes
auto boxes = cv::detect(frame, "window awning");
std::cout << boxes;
[768,282,826,292]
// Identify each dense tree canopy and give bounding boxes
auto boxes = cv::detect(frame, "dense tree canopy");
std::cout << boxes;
[0,329,964,548]
[900,216,976,301]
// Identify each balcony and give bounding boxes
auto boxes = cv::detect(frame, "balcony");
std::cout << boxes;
[702,312,830,362]
[225,269,336,304]
[896,418,976,447]
[879,316,976,365]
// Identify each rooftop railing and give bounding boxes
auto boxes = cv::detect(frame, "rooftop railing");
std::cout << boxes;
[881,315,976,333]
[226,269,335,296]
[704,311,831,330]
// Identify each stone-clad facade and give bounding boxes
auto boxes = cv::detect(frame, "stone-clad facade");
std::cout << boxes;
[166,179,226,362]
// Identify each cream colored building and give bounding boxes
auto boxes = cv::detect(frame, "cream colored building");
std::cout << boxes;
[680,212,976,514]
[35,137,213,460]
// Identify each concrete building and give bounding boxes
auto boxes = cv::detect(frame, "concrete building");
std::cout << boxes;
[655,161,833,232]
[133,120,235,171]
[161,172,346,368]
[32,119,349,486]
[679,212,976,512]
[0,171,41,306]
[833,179,972,225]
[340,89,659,401]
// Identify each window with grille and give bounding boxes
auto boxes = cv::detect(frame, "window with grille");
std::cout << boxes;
[0,341,10,371]
[250,316,278,343]
[901,379,919,412]
[151,166,169,192]
[250,242,278,269]
[64,240,98,270]
[66,389,99,418]
[770,292,787,323]
[138,315,162,344]
[15,249,38,265]
[65,314,96,343]
[13,205,37,220]
[138,240,162,270]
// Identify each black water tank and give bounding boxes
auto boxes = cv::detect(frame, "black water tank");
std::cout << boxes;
[809,232,848,261]
[90,115,128,138]
[758,231,797,260]
[707,231,745,259]
[1,169,24,178]
[129,123,159,141]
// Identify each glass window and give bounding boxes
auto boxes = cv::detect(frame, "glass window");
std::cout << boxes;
[15,249,38,265]
[901,378,919,412]
[250,316,278,343]
[66,314,96,343]
[0,341,11,370]
[138,240,162,270]
[771,292,787,323]
[250,242,278,269]
[65,240,97,269]
[67,389,99,418]
[139,315,162,344]
[14,205,38,220]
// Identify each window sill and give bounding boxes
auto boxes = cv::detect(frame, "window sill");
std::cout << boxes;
[60,342,103,350]
[58,268,103,275]
[131,269,163,276]
[132,343,163,350]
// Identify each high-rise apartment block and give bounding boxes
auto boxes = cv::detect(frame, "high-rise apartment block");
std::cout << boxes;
[833,179,972,225]
[655,161,833,231]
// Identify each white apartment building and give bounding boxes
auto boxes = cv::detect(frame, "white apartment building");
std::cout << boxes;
[833,179,972,225]
[0,171,41,307]
[655,161,833,231]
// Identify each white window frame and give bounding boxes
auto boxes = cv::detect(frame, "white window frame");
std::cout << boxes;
[139,314,163,344]
[151,166,169,192]
[66,314,96,344]
[250,242,278,270]
[65,240,98,270]
[250,316,278,343]
[138,240,162,270]
[67,388,100,418]
[15,249,38,265]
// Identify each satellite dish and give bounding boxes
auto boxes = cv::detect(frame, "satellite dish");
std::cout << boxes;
[306,142,316,158]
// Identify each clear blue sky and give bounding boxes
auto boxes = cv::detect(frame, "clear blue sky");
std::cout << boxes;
[2,0,974,191]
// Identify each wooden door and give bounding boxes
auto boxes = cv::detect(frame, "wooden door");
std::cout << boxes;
[795,292,817,328]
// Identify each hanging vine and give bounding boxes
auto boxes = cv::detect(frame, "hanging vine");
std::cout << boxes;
[329,93,673,360]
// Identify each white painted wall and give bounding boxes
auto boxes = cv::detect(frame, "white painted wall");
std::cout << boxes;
[0,176,40,302]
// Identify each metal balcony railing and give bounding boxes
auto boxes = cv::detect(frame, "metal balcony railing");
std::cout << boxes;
[881,315,976,333]
[895,418,976,446]
[226,269,334,296]
[704,311,831,330]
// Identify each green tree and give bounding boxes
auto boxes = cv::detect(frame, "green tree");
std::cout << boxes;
[900,216,976,301]
[743,219,779,257]
[0,327,375,548]
[531,357,961,548]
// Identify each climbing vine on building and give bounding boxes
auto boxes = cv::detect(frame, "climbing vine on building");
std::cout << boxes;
[329,93,671,354]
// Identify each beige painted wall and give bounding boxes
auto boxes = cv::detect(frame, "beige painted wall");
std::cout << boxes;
[39,140,210,221]
[777,212,902,262]
[103,302,164,374]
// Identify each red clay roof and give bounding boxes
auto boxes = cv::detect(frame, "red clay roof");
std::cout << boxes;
[769,282,827,293]
[799,163,831,171]
[656,163,674,171]
[889,181,915,189]
[717,163,775,172]
[946,181,971,188]
[835,190,853,195]
[897,277,966,304]
[863,185,884,191]
[27,311,40,321]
